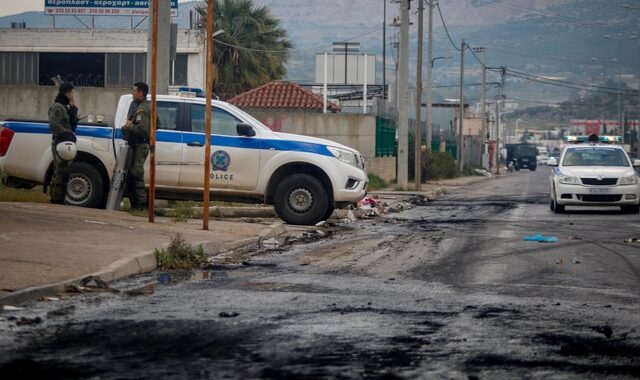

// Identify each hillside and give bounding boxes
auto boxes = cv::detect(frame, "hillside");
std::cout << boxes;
[1,0,637,114]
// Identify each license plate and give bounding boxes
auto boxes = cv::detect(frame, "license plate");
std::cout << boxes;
[588,187,611,194]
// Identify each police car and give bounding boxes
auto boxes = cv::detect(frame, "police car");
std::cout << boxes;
[0,93,368,225]
[548,135,640,213]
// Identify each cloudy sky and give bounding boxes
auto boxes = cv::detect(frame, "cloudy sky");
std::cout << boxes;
[0,0,194,17]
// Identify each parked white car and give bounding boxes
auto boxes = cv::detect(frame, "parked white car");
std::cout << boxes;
[548,142,640,213]
[0,94,368,225]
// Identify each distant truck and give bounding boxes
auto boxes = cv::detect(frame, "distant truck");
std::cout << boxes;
[0,94,368,225]
[506,143,538,171]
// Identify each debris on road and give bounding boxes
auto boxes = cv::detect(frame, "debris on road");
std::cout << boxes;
[261,237,280,249]
[555,259,564,265]
[158,273,172,285]
[573,257,581,264]
[123,282,156,296]
[38,296,61,302]
[315,220,327,227]
[593,325,613,339]
[474,168,491,176]
[66,276,120,294]
[219,311,240,318]
[343,210,357,223]
[16,316,42,326]
[624,237,640,243]
[522,233,558,243]
[2,305,25,311]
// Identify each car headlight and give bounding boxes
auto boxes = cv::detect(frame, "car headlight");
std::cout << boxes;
[559,175,579,185]
[620,175,639,185]
[327,146,359,168]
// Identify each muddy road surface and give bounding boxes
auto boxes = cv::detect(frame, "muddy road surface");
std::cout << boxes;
[1,170,640,379]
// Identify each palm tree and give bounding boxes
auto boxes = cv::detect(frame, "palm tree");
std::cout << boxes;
[196,0,293,100]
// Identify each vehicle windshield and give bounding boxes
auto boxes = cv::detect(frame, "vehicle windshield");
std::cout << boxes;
[562,147,630,167]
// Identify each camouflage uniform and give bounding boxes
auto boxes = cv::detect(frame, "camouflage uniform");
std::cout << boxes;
[48,101,76,204]
[124,99,150,210]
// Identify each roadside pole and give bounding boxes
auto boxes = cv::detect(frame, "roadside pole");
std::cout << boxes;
[414,0,424,190]
[458,40,465,172]
[203,0,214,230]
[397,0,409,190]
[148,0,158,223]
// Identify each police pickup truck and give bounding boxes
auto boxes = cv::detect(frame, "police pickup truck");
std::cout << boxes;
[0,94,368,225]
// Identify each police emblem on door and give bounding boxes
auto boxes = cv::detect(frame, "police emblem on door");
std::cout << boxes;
[212,150,231,171]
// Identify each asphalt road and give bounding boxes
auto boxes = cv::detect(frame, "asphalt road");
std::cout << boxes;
[1,169,639,379]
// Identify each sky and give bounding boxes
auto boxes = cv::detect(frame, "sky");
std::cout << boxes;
[0,0,194,18]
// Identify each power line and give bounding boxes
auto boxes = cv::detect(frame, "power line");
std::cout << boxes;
[435,2,461,52]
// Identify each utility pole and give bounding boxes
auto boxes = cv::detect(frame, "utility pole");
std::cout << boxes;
[414,0,424,190]
[397,0,409,190]
[458,40,465,172]
[495,66,506,175]
[425,0,436,158]
[383,0,386,99]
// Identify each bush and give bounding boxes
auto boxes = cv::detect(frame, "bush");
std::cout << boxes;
[155,233,205,270]
[462,164,485,177]
[367,173,388,190]
[427,151,459,180]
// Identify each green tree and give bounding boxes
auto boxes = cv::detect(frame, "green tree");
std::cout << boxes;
[196,0,293,100]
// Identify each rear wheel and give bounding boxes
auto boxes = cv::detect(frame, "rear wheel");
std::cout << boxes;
[273,173,330,225]
[621,205,640,214]
[65,162,105,208]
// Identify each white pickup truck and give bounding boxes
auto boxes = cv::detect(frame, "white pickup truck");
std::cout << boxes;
[0,94,368,225]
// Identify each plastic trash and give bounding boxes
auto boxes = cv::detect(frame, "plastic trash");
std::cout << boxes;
[572,257,581,264]
[2,305,25,311]
[158,273,172,285]
[522,233,558,243]
[261,237,280,249]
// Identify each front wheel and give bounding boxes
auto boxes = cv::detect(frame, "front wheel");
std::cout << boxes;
[65,162,105,208]
[273,173,330,225]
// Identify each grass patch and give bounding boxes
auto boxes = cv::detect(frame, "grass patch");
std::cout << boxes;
[167,200,198,221]
[155,233,206,270]
[0,172,49,203]
[367,173,389,191]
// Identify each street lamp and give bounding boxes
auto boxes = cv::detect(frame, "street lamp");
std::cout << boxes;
[603,34,637,142]
[431,54,452,68]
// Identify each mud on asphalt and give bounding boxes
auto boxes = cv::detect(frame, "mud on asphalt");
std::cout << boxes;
[1,198,640,378]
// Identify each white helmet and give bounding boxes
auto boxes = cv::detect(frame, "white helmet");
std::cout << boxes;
[56,141,77,161]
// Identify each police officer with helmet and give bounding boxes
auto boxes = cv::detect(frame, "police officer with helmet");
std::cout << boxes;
[122,82,151,211]
[48,82,79,204]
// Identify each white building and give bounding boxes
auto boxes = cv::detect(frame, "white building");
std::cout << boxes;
[0,27,206,124]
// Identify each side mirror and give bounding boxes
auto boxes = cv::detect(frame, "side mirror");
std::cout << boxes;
[547,157,558,166]
[633,159,640,167]
[236,123,256,137]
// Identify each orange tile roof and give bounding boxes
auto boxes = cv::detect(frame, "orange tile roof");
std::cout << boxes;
[228,81,340,112]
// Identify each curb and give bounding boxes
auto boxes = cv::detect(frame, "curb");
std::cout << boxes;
[0,222,286,307]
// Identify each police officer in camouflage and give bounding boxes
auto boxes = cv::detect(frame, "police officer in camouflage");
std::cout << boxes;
[123,82,151,211]
[48,82,79,204]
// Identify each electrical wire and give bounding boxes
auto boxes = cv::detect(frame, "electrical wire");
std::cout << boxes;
[436,2,461,52]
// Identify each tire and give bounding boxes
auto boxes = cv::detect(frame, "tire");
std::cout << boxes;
[621,205,640,214]
[273,173,330,225]
[552,199,565,214]
[65,162,105,208]
[530,166,536,171]
[322,204,336,221]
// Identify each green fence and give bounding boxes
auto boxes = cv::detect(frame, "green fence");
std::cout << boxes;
[431,139,457,159]
[375,117,396,157]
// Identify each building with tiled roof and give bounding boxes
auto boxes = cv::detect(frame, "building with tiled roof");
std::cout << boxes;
[228,81,340,113]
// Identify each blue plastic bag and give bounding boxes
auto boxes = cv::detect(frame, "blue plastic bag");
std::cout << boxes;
[522,233,558,243]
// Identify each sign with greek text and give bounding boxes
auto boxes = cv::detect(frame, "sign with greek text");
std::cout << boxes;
[44,0,178,17]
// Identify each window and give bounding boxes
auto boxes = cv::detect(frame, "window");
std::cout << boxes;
[157,102,180,131]
[563,148,629,167]
[0,52,38,85]
[105,53,146,87]
[170,54,188,85]
[39,52,104,87]
[190,104,240,136]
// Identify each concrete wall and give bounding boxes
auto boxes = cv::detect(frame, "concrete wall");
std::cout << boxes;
[246,110,377,158]
[241,110,397,180]
[0,85,128,124]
